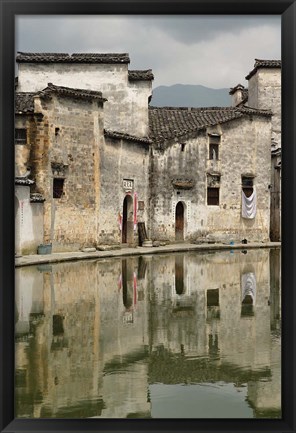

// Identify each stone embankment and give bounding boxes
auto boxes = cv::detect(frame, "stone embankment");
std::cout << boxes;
[15,242,281,267]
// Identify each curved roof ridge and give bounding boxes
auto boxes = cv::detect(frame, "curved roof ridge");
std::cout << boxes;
[16,52,130,64]
[246,59,281,80]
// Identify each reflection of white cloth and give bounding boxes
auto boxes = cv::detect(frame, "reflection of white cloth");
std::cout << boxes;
[241,272,256,304]
[242,189,256,219]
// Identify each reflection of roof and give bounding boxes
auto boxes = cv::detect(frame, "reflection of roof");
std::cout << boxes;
[148,348,271,385]
[149,106,271,147]
[15,177,34,185]
[38,83,107,103]
[104,129,152,145]
[16,52,130,64]
[15,93,35,113]
[246,59,281,80]
[30,193,45,203]
[128,70,154,81]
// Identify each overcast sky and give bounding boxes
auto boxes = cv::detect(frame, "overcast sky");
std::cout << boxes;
[16,15,281,89]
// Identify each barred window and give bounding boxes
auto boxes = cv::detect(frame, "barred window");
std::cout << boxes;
[207,187,219,206]
[15,128,27,144]
[53,178,64,199]
[242,177,254,198]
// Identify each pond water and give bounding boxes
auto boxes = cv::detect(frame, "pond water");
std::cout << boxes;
[15,248,281,419]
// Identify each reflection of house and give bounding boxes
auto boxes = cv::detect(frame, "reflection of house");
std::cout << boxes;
[15,250,281,418]
[15,53,279,253]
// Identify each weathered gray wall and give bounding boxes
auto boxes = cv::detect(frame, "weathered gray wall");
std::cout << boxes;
[31,93,104,251]
[150,115,271,243]
[99,136,150,245]
[248,68,281,149]
[17,63,152,137]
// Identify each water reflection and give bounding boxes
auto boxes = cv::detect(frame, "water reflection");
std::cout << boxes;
[15,249,281,419]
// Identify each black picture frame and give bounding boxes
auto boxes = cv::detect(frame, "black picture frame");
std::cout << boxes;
[0,1,295,432]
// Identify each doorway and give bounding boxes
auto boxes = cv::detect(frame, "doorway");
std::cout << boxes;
[175,202,184,241]
[122,195,133,244]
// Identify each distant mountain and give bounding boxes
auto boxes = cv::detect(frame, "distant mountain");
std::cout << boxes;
[150,84,231,108]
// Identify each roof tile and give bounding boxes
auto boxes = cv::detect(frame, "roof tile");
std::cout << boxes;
[16,52,130,64]
[149,106,271,147]
[15,93,35,113]
[104,129,151,144]
[128,70,154,81]
[39,83,107,102]
[246,59,281,80]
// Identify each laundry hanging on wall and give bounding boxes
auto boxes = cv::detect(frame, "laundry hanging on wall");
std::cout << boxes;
[242,188,257,219]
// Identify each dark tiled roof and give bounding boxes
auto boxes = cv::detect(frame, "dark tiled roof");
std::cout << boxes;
[104,129,151,144]
[246,59,281,80]
[149,106,271,146]
[16,52,130,64]
[38,83,107,103]
[128,70,154,81]
[15,93,35,113]
[229,84,245,95]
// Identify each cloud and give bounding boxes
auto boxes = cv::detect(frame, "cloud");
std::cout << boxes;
[15,15,281,89]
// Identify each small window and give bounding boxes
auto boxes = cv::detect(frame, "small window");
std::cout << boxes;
[209,135,220,160]
[15,128,27,144]
[207,187,219,206]
[53,178,64,199]
[242,177,254,198]
[207,289,219,307]
[138,201,145,211]
[209,143,219,160]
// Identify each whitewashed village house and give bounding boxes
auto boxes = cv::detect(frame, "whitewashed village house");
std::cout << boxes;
[15,53,280,254]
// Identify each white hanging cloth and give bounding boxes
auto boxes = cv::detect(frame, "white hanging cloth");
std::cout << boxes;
[241,272,256,304]
[242,188,257,219]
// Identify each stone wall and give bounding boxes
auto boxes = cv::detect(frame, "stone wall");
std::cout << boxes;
[30,93,104,251]
[150,115,271,243]
[15,114,36,176]
[17,62,152,137]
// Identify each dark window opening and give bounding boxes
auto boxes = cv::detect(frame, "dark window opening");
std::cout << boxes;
[209,143,219,160]
[242,177,254,198]
[55,127,60,136]
[207,289,219,307]
[180,143,186,152]
[175,256,185,295]
[207,187,219,206]
[138,200,145,211]
[15,128,27,144]
[52,315,64,336]
[53,178,64,199]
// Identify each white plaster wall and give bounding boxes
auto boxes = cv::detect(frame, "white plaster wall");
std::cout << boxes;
[15,185,44,254]
[247,68,281,149]
[17,63,152,137]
